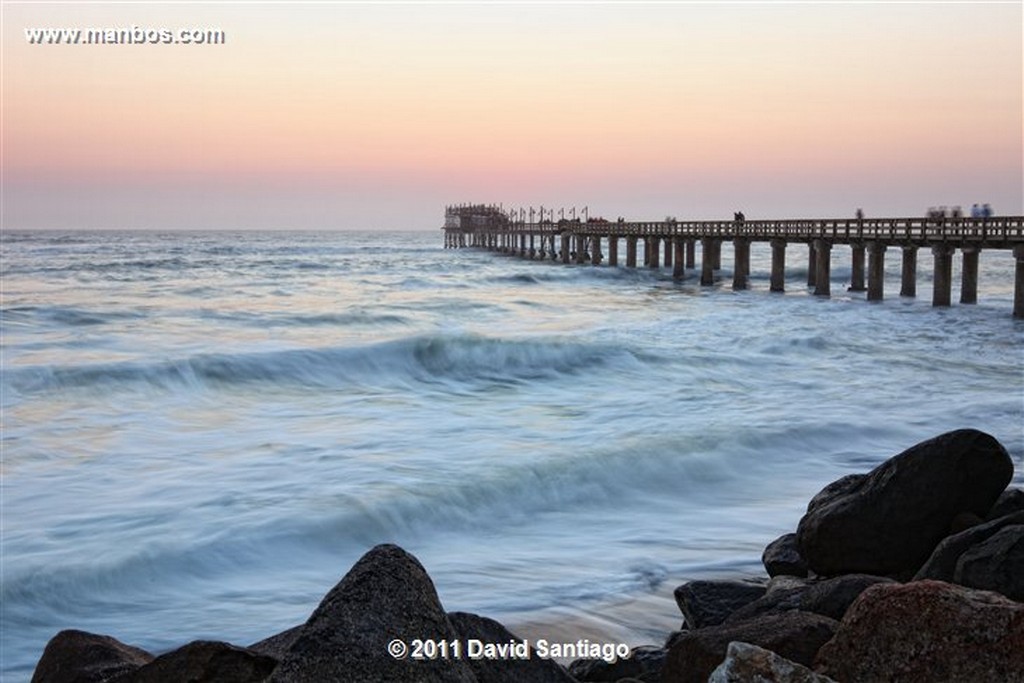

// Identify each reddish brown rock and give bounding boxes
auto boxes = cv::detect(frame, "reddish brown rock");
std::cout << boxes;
[815,580,1024,683]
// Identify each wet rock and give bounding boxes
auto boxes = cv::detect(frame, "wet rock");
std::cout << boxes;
[796,429,1013,577]
[762,533,808,578]
[31,630,153,683]
[725,574,892,624]
[662,611,837,683]
[804,474,866,513]
[118,641,276,683]
[815,580,1024,682]
[447,611,576,683]
[567,645,665,683]
[270,544,476,683]
[955,525,1024,601]
[987,488,1024,520]
[248,625,303,660]
[673,580,766,630]
[914,510,1024,582]
[707,641,837,683]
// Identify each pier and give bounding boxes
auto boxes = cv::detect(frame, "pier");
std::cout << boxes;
[443,204,1024,318]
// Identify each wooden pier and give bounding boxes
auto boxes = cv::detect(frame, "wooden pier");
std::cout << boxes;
[442,204,1024,318]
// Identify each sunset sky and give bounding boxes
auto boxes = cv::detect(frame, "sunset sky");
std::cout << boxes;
[3,1,1022,230]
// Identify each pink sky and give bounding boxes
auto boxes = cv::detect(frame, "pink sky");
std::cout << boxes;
[3,2,1021,230]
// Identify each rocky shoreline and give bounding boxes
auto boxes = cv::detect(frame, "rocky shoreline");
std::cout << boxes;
[32,429,1024,682]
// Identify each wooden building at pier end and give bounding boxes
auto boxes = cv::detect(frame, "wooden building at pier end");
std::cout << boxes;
[442,205,1024,318]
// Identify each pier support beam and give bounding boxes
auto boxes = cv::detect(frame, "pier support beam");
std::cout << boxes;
[932,244,955,307]
[849,243,866,292]
[685,240,696,269]
[960,247,979,304]
[561,234,571,264]
[663,238,673,269]
[701,238,717,286]
[520,234,527,258]
[770,239,787,292]
[733,238,750,290]
[673,239,685,280]
[712,240,722,271]
[529,234,535,259]
[608,236,618,266]
[1014,246,1024,319]
[626,237,638,268]
[867,242,887,301]
[807,242,817,288]
[591,236,602,265]
[900,246,918,297]
[813,239,831,296]
[649,237,660,269]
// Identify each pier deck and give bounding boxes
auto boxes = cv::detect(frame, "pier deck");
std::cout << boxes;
[442,206,1024,318]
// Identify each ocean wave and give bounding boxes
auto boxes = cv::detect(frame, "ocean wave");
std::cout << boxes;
[4,334,651,396]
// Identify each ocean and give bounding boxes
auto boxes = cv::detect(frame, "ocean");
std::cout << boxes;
[1,229,1021,680]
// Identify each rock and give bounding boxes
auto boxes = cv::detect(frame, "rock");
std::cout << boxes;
[661,611,838,683]
[815,580,1024,682]
[955,525,1024,601]
[31,630,153,683]
[249,625,303,660]
[725,574,893,624]
[673,580,766,630]
[796,429,1013,577]
[567,646,665,682]
[270,544,477,683]
[988,488,1024,520]
[447,611,576,683]
[707,641,837,683]
[117,641,277,683]
[804,474,866,513]
[914,510,1024,582]
[762,533,808,578]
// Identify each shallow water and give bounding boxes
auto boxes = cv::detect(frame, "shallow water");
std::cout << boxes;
[2,229,1021,679]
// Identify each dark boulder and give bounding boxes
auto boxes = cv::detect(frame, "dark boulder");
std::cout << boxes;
[117,641,276,683]
[796,429,1013,577]
[568,645,664,682]
[248,625,303,660]
[447,611,576,683]
[987,488,1024,520]
[270,544,477,683]
[914,510,1024,582]
[662,611,838,683]
[815,580,1024,682]
[725,574,892,624]
[673,580,766,630]
[955,524,1024,601]
[762,533,808,578]
[805,474,865,513]
[31,630,153,683]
